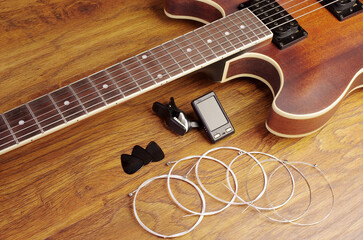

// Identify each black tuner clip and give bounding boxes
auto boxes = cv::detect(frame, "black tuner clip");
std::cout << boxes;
[152,97,200,136]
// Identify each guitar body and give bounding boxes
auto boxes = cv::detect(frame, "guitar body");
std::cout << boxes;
[1,1,363,239]
[165,0,363,137]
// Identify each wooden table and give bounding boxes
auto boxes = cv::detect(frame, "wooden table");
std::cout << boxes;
[0,0,362,239]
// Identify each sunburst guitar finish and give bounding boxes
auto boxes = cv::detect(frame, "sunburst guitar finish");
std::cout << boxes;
[165,0,363,137]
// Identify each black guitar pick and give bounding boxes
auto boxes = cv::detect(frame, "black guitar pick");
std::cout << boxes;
[146,141,164,162]
[120,141,165,174]
[121,154,143,174]
[132,145,153,165]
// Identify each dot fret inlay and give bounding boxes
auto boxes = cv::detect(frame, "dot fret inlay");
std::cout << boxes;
[0,8,273,155]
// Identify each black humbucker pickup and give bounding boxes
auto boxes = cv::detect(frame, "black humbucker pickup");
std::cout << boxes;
[320,0,363,21]
[239,0,308,49]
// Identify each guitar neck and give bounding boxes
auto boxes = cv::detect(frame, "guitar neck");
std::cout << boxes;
[0,8,272,155]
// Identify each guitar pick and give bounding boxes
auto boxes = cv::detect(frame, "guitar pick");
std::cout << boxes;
[132,145,153,165]
[121,154,144,174]
[146,141,164,162]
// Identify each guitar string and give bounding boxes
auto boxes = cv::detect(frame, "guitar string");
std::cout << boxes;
[0,0,341,145]
[269,0,339,30]
[0,9,268,142]
[0,0,340,146]
[1,0,333,125]
[55,0,311,103]
[131,174,206,238]
[258,0,310,22]
[74,0,341,105]
[2,0,313,114]
[0,1,341,146]
[133,148,333,237]
[0,10,256,128]
[4,0,333,119]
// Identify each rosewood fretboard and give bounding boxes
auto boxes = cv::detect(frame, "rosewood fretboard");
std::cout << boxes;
[0,9,272,155]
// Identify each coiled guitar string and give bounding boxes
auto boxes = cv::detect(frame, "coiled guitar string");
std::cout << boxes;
[266,161,334,225]
[193,147,268,206]
[244,158,312,222]
[129,147,334,237]
[130,174,206,238]
[166,155,239,216]
[226,150,295,208]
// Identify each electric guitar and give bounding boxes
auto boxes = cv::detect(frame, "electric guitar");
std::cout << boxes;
[0,0,362,155]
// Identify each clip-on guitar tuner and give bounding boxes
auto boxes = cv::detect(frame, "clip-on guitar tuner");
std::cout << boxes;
[152,91,234,143]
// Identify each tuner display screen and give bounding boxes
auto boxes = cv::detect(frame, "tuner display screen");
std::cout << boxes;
[196,96,228,131]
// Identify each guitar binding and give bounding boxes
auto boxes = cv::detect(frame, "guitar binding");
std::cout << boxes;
[239,0,308,49]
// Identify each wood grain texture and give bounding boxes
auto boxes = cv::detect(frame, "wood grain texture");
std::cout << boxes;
[165,0,363,136]
[0,0,362,239]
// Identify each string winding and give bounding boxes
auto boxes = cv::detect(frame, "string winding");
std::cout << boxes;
[129,147,335,238]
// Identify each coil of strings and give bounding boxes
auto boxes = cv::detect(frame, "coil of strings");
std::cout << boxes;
[129,147,334,238]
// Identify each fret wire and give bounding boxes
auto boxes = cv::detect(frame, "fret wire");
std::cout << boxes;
[135,56,157,85]
[142,47,170,77]
[112,25,227,86]
[231,15,254,45]
[110,64,142,91]
[49,94,67,123]
[204,23,231,54]
[25,103,44,133]
[119,59,163,87]
[195,28,226,57]
[1,114,18,144]
[184,33,208,63]
[0,9,269,142]
[221,21,243,49]
[191,30,218,60]
[234,14,262,40]
[9,26,239,131]
[0,71,165,145]
[160,44,184,74]
[172,39,196,69]
[214,22,237,51]
[87,77,108,105]
[112,70,147,92]
[46,20,240,108]
[44,9,252,105]
[216,22,238,52]
[246,9,267,36]
[235,10,259,41]
[251,19,266,38]
[69,86,88,114]
[0,83,147,146]
[11,18,252,127]
[122,62,143,91]
[0,27,241,145]
[184,34,206,64]
[148,51,171,79]
[105,69,125,97]
[4,38,272,146]
[244,12,262,40]
[231,16,251,42]
[225,15,249,47]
